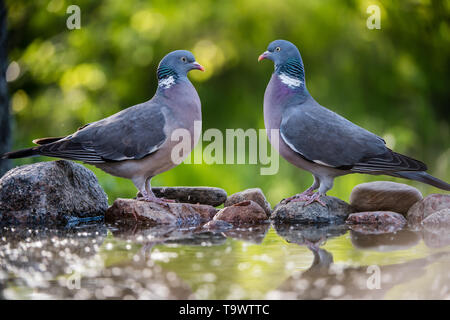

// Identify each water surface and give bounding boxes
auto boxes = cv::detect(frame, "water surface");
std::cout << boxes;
[0,221,449,299]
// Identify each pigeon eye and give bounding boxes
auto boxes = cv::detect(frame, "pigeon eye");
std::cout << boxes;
[275,47,281,52]
[181,57,187,63]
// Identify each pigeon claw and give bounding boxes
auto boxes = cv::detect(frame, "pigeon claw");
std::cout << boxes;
[137,196,175,207]
[303,193,327,207]
[286,192,327,207]
[283,189,315,204]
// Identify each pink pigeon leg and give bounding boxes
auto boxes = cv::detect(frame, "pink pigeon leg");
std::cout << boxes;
[136,189,175,205]
[283,177,320,203]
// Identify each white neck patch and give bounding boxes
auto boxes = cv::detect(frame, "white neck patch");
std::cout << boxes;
[278,72,302,88]
[158,76,176,89]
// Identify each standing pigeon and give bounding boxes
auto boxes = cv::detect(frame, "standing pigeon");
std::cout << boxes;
[2,50,205,204]
[259,40,450,206]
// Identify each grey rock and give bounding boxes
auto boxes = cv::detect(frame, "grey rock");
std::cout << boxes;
[349,181,422,215]
[271,196,354,224]
[0,160,108,225]
[137,186,227,207]
[407,194,450,228]
[105,198,217,226]
[224,188,272,216]
[214,200,269,226]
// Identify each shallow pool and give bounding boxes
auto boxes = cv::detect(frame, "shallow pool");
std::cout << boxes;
[0,221,448,299]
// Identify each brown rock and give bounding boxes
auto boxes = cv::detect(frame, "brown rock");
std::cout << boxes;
[213,200,269,226]
[105,198,217,226]
[346,211,406,227]
[407,194,450,228]
[349,181,422,215]
[224,188,272,216]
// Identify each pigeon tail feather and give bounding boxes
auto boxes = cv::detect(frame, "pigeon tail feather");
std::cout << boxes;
[2,147,40,159]
[391,171,450,191]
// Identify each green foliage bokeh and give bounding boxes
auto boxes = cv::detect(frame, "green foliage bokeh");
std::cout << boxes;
[6,0,450,204]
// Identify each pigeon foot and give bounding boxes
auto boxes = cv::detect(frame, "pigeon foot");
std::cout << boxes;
[136,196,175,204]
[283,189,315,203]
[289,192,327,207]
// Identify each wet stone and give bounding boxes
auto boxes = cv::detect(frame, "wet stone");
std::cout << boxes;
[105,198,217,226]
[203,219,234,231]
[224,188,272,216]
[346,211,407,232]
[407,194,450,228]
[421,208,450,230]
[419,208,450,248]
[347,223,404,235]
[213,200,269,226]
[271,196,353,224]
[349,181,422,215]
[0,160,108,225]
[138,186,227,207]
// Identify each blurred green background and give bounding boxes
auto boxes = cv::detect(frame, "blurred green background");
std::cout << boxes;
[5,0,450,204]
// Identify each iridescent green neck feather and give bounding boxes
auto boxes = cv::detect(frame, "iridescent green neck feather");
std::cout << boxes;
[157,65,178,81]
[276,58,305,83]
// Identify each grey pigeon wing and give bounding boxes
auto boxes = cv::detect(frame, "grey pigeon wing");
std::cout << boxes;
[280,104,426,172]
[38,102,167,163]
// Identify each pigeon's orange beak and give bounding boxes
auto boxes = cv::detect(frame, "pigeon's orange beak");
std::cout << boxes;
[258,51,270,62]
[192,62,205,72]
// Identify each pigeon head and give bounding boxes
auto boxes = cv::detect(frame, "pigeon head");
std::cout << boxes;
[157,50,204,87]
[259,40,306,89]
[258,40,302,66]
